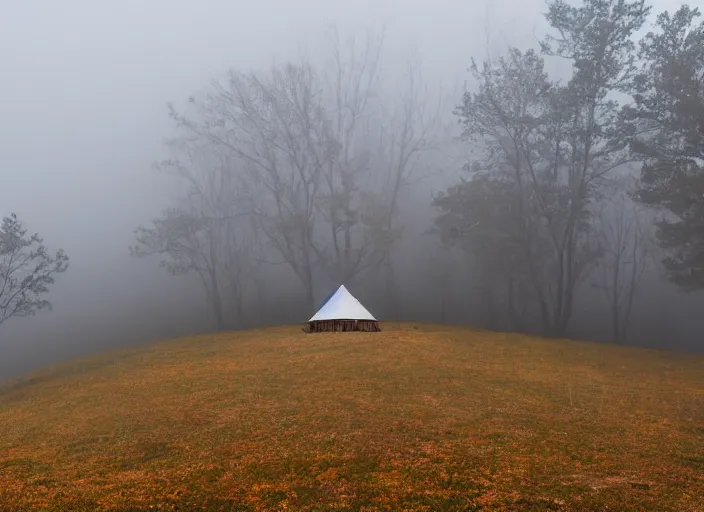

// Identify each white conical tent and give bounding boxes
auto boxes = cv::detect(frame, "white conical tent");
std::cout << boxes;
[309,285,376,321]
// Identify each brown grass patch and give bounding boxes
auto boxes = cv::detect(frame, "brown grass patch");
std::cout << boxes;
[0,323,702,511]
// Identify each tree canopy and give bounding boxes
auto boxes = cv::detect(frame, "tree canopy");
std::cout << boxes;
[0,214,69,327]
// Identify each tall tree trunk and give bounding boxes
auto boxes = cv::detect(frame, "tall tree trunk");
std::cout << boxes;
[208,235,225,331]
[209,269,225,331]
[384,259,399,320]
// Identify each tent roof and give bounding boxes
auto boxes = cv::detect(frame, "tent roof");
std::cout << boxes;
[309,285,377,321]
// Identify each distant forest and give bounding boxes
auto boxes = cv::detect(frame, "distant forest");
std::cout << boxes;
[122,0,703,351]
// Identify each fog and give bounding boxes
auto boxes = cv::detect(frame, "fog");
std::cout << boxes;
[1,0,703,381]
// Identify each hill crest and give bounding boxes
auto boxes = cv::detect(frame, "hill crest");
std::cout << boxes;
[1,323,702,511]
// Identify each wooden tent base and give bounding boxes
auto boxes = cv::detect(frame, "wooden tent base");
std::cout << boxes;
[303,319,381,333]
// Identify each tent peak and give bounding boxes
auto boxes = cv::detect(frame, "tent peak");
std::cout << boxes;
[309,284,376,321]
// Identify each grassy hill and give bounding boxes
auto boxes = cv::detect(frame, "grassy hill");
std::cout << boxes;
[0,323,702,511]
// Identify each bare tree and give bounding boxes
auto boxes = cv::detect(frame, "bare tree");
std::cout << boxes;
[0,214,69,327]
[314,27,387,284]
[371,60,445,315]
[163,29,443,314]
[131,133,252,331]
[181,63,338,310]
[143,26,449,322]
[594,180,650,343]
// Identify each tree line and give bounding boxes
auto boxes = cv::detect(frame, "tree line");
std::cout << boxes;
[2,0,702,351]
[129,0,704,346]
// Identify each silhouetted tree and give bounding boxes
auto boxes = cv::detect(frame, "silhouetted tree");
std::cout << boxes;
[593,179,650,343]
[434,0,649,336]
[0,213,69,327]
[208,62,338,310]
[160,30,442,313]
[627,5,704,290]
[315,28,387,286]
[371,59,445,317]
[130,127,255,331]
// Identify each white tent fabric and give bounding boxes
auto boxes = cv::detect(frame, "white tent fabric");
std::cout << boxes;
[309,285,376,321]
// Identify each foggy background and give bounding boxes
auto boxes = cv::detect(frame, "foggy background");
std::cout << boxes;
[1,0,702,382]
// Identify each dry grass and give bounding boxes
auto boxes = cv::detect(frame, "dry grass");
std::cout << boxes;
[0,323,702,511]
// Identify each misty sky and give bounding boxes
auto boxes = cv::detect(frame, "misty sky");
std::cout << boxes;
[0,0,696,375]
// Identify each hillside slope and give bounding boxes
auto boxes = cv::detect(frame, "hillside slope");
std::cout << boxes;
[0,324,702,511]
